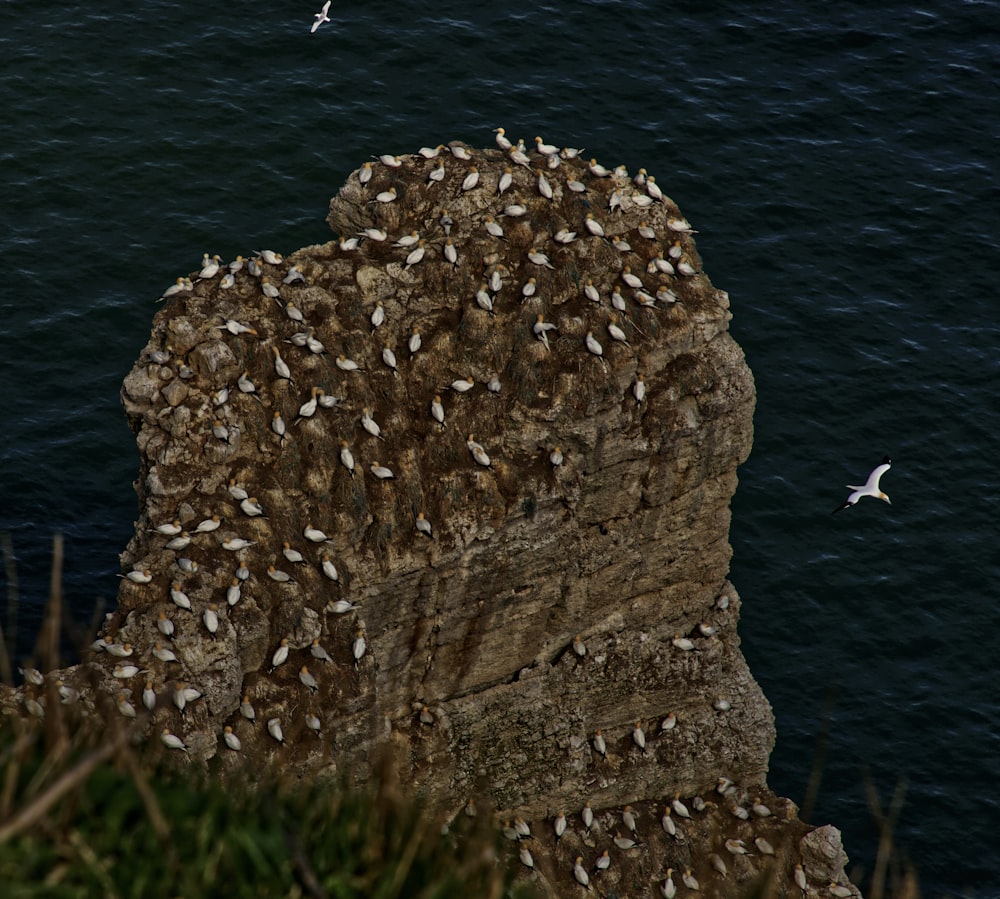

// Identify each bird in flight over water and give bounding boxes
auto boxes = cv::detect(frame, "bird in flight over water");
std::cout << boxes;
[833,456,892,513]
[311,1,331,32]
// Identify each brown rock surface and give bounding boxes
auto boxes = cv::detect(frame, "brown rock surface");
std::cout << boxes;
[3,142,860,896]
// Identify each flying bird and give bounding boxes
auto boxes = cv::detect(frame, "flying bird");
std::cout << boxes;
[833,456,892,513]
[310,0,331,32]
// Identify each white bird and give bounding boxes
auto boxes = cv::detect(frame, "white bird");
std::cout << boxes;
[339,440,356,477]
[633,373,646,404]
[551,447,564,467]
[430,395,445,426]
[595,850,611,871]
[142,681,156,711]
[661,807,677,836]
[157,612,175,638]
[682,869,700,891]
[633,721,646,749]
[794,864,808,894]
[335,354,363,372]
[303,524,331,543]
[299,665,318,692]
[227,578,242,606]
[475,284,494,313]
[161,729,188,752]
[553,812,567,839]
[533,314,557,350]
[271,639,290,669]
[240,496,265,517]
[415,512,433,538]
[240,695,256,722]
[527,248,554,269]
[122,569,153,584]
[381,344,399,376]
[460,167,479,191]
[566,175,586,193]
[583,213,605,237]
[408,327,422,357]
[581,801,594,830]
[328,599,358,615]
[537,171,553,199]
[608,317,628,344]
[267,717,285,743]
[267,565,294,583]
[585,331,603,357]
[170,583,191,610]
[405,241,426,268]
[450,377,475,393]
[370,461,395,480]
[672,793,691,818]
[573,857,590,889]
[613,833,639,851]
[661,869,676,899]
[673,635,695,651]
[622,805,638,833]
[518,846,534,869]
[321,554,339,581]
[588,158,610,177]
[361,409,384,440]
[352,629,367,662]
[222,537,255,551]
[223,726,242,751]
[467,434,492,468]
[194,515,221,533]
[494,127,512,150]
[375,187,397,204]
[833,456,892,512]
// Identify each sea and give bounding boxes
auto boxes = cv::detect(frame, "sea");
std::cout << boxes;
[1,1,996,894]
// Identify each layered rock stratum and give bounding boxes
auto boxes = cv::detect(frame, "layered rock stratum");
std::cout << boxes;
[4,138,858,897]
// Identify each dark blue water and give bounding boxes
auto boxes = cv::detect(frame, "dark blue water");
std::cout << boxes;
[2,2,997,894]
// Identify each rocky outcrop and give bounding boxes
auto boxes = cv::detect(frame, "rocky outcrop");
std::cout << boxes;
[4,139,859,896]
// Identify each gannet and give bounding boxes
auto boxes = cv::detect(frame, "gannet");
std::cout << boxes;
[661,712,677,731]
[116,694,136,718]
[828,883,853,898]
[443,237,458,265]
[237,371,257,394]
[622,805,638,833]
[497,166,513,194]
[427,159,446,182]
[613,833,639,850]
[219,272,235,289]
[375,187,397,203]
[608,317,628,344]
[467,434,492,468]
[621,266,643,289]
[310,1,331,32]
[550,446,564,466]
[755,837,775,855]
[672,793,691,818]
[153,519,182,536]
[449,143,472,160]
[143,681,156,711]
[248,256,263,277]
[592,730,607,755]
[223,319,256,337]
[494,127,512,151]
[152,642,177,663]
[595,850,611,871]
[161,729,188,752]
[725,839,748,855]
[554,227,577,244]
[170,583,191,610]
[240,496,265,517]
[271,639,290,670]
[339,439,356,476]
[581,800,594,830]
[223,726,242,751]
[338,235,359,250]
[335,353,363,372]
[518,846,534,869]
[369,461,395,479]
[528,248,554,269]
[833,456,892,512]
[379,154,402,167]
[661,807,676,836]
[475,285,494,313]
[195,514,221,533]
[160,277,193,301]
[553,812,567,839]
[222,537,255,551]
[203,604,220,635]
[404,241,426,267]
[672,635,695,651]
[382,344,399,376]
[317,390,338,408]
[303,524,331,543]
[585,331,603,356]
[633,721,646,749]
[260,276,280,299]
[682,869,700,891]
[311,639,332,664]
[488,374,501,393]
[296,387,320,421]
[415,512,433,538]
[566,174,586,192]
[227,578,241,606]
[267,718,285,743]
[267,564,294,583]
[158,611,175,637]
[240,695,256,722]
[752,797,773,817]
[633,373,646,404]
[299,665,318,693]
[537,171,553,199]
[113,664,140,679]
[122,568,153,584]
[370,301,385,332]
[534,136,559,156]
[521,277,537,299]
[177,558,198,573]
[450,377,475,393]
[408,326,422,357]
[484,215,505,238]
[613,236,632,252]
[283,264,305,284]
[503,203,527,217]
[632,194,654,208]
[730,802,749,819]
[461,167,479,191]
[584,213,605,237]
[588,159,610,177]
[328,599,358,615]
[430,395,445,425]
[573,857,590,888]
[509,145,531,168]
[271,411,287,441]
[715,697,732,711]
[584,279,600,303]
[794,864,808,893]
[321,554,339,581]
[418,144,443,158]
[361,409,384,440]
[352,628,367,662]
[305,712,322,736]
[212,420,230,442]
[661,869,676,899]
[668,217,693,232]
